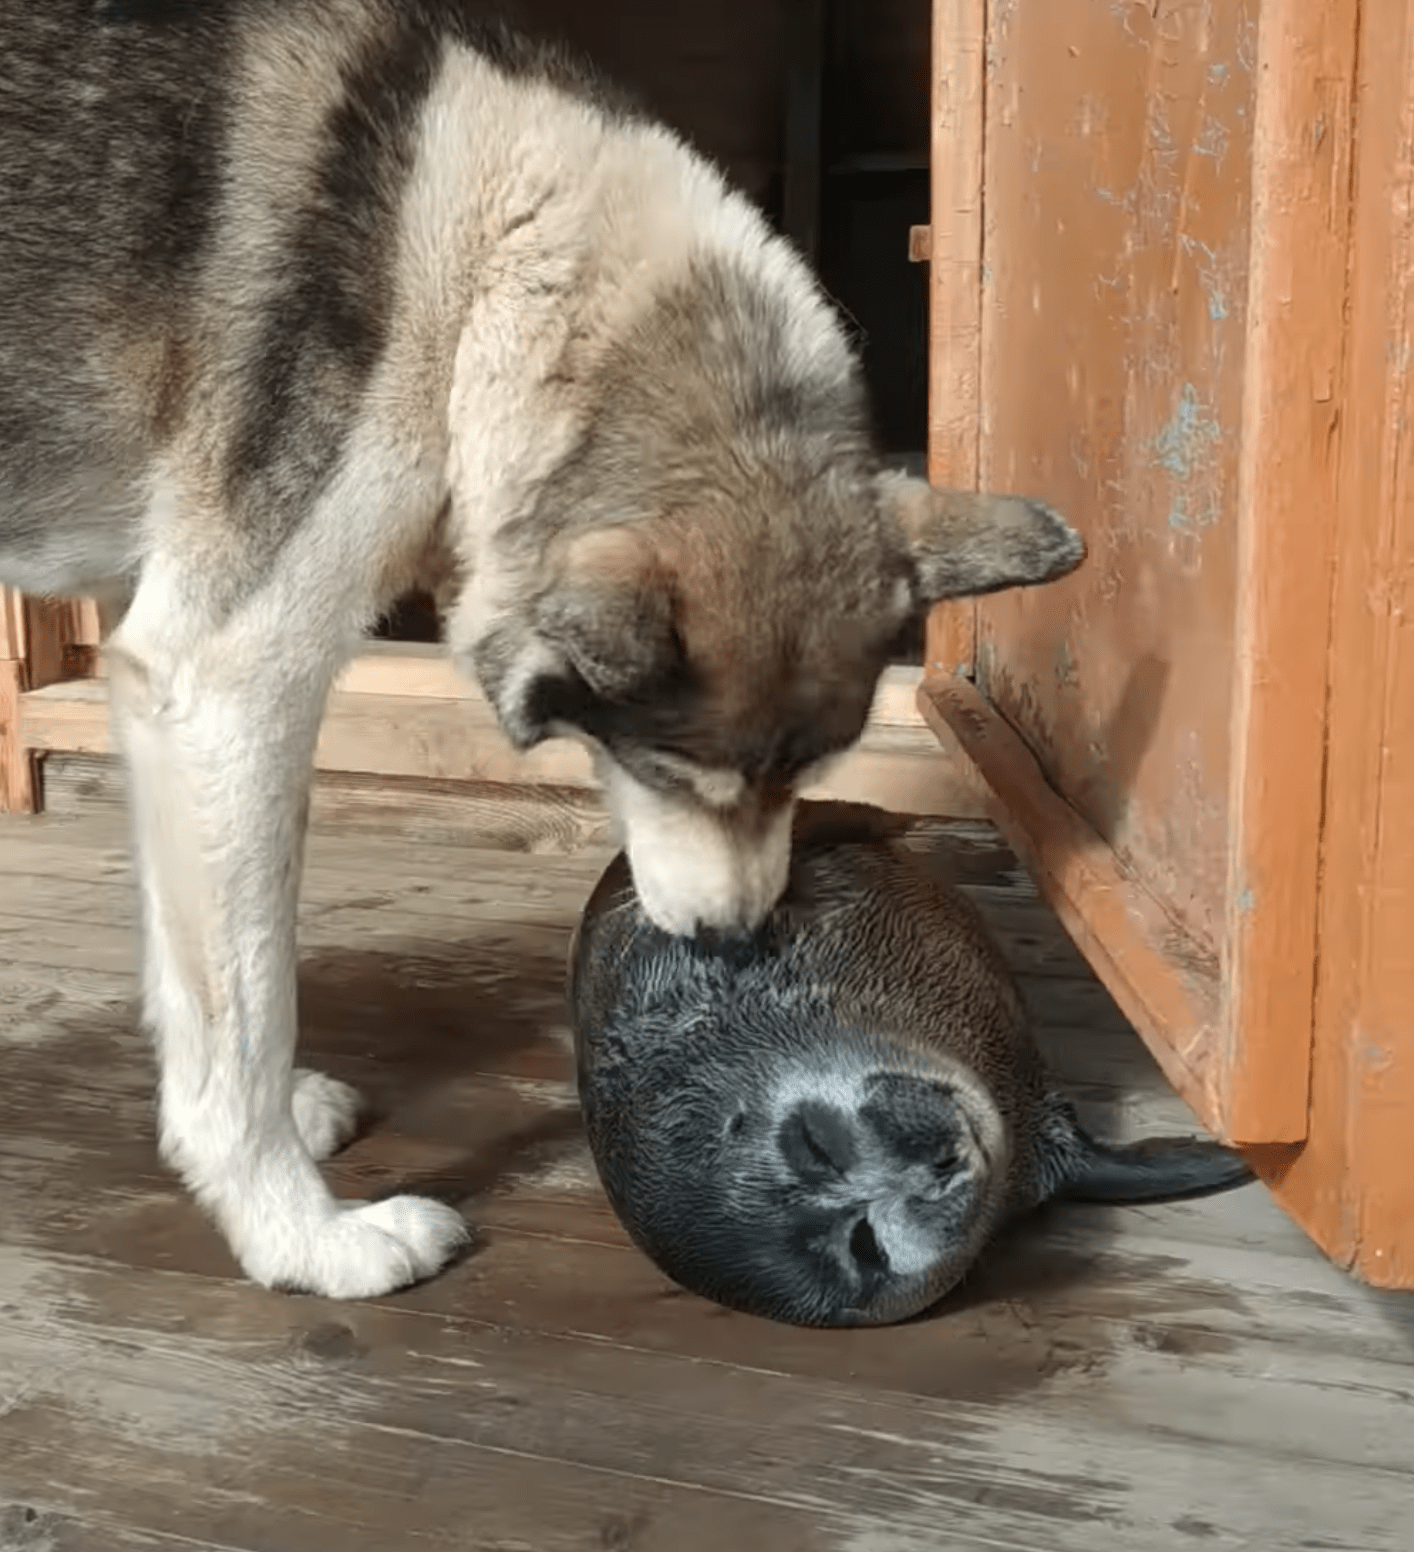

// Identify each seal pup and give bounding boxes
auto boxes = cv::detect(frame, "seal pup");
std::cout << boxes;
[569,803,1252,1327]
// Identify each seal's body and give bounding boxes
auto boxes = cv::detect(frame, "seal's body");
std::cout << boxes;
[570,804,1251,1327]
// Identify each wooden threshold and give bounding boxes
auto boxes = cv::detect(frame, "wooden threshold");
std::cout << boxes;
[13,642,990,819]
[919,673,1269,1146]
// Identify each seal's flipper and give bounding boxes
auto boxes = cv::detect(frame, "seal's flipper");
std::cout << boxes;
[1057,1132,1253,1203]
[1035,1096,1253,1205]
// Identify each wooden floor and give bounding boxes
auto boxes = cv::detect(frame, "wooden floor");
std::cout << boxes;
[2,763,1412,1552]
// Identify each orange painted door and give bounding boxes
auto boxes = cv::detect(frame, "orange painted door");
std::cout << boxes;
[921,0,1413,1284]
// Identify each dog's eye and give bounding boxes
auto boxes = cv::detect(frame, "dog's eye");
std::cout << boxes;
[624,750,695,794]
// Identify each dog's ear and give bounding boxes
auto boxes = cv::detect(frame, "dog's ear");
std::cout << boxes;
[879,472,1086,603]
[470,526,683,751]
[534,526,679,699]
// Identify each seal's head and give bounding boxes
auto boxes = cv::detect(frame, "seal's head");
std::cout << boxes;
[574,920,1013,1327]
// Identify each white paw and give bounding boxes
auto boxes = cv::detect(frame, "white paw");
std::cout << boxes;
[291,1068,361,1161]
[249,1196,471,1299]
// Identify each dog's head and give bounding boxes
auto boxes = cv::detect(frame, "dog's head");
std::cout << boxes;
[467,261,1084,935]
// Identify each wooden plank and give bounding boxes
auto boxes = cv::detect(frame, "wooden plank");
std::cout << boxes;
[0,1511,237,1552]
[41,755,617,853]
[17,652,991,818]
[5,805,1414,1546]
[13,596,103,691]
[920,676,1238,1139]
[1261,0,1414,1289]
[335,640,463,698]
[3,1232,1413,1552]
[0,586,26,662]
[0,659,38,815]
[23,598,76,690]
[924,0,986,675]
[337,644,939,731]
[972,1,1253,960]
[1220,0,1359,1145]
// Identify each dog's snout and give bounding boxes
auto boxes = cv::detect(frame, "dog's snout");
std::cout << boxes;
[637,877,779,938]
[603,762,796,936]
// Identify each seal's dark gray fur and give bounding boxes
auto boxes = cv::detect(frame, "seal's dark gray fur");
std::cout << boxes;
[570,803,1252,1327]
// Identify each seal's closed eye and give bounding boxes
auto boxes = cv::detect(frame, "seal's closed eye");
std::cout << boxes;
[860,1073,971,1171]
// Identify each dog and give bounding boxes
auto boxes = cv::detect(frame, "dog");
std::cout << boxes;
[0,0,1085,1298]
[571,803,1250,1326]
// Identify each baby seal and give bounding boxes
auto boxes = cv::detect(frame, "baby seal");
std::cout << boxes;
[569,802,1251,1327]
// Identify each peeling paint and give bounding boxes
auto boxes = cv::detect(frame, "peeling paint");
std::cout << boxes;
[1236,11,1258,73]
[1152,383,1223,534]
[1236,887,1256,915]
[1054,640,1080,691]
[1363,1042,1394,1074]
[1153,383,1221,481]
[1180,234,1231,321]
[1193,115,1229,170]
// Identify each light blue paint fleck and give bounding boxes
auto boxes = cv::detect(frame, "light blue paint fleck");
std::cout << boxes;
[1207,62,1230,85]
[1237,886,1256,915]
[1193,117,1229,167]
[1153,383,1220,481]
[1183,235,1219,265]
[1179,235,1230,322]
[1167,491,1221,535]
[1153,384,1223,535]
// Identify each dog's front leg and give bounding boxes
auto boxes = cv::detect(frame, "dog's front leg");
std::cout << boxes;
[105,594,469,1299]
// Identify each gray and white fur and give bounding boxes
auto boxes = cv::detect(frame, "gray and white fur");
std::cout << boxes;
[570,803,1252,1327]
[0,1,1083,1298]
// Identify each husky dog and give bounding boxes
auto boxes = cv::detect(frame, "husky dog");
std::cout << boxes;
[571,804,1251,1327]
[0,0,1084,1298]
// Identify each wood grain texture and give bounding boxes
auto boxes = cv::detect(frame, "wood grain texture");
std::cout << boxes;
[923,0,986,675]
[21,598,100,692]
[1220,0,1359,1145]
[2,800,1412,1548]
[0,587,26,663]
[931,0,1379,1147]
[920,676,1226,1135]
[973,0,1255,958]
[0,660,37,816]
[1258,0,1414,1288]
[15,646,992,819]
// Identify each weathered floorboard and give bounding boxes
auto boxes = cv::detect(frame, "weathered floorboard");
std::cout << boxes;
[2,797,1412,1551]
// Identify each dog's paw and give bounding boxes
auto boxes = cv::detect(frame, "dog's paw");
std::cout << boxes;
[291,1068,361,1161]
[251,1197,471,1299]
